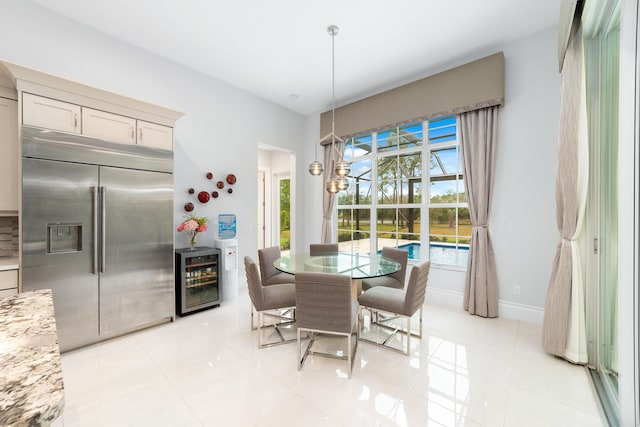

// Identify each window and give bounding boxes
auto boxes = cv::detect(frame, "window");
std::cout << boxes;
[427,116,469,267]
[337,116,469,267]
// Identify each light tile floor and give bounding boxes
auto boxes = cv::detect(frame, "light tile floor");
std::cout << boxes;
[53,290,607,427]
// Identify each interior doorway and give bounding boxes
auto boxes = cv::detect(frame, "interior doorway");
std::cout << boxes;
[257,147,295,254]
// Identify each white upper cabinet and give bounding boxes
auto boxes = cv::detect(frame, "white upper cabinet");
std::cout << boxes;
[6,62,182,152]
[137,120,173,151]
[22,95,174,151]
[82,107,136,145]
[0,97,18,211]
[23,93,81,133]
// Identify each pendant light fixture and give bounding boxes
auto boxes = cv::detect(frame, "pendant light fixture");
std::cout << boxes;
[308,25,349,193]
[336,175,349,191]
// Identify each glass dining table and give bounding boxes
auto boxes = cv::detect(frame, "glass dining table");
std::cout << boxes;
[273,252,401,297]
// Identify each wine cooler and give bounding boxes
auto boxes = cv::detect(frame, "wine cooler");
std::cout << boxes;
[175,247,221,316]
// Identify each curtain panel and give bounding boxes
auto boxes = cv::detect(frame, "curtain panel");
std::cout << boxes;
[542,29,588,363]
[459,105,500,318]
[321,141,344,243]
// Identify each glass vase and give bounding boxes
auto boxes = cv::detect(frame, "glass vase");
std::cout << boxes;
[188,231,197,250]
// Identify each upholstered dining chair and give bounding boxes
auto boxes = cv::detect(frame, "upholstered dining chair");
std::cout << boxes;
[361,247,409,291]
[309,243,339,256]
[358,260,430,355]
[295,272,359,378]
[244,256,297,348]
[258,246,295,286]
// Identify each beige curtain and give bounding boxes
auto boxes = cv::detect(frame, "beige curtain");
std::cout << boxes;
[321,141,344,243]
[459,106,499,318]
[542,29,588,363]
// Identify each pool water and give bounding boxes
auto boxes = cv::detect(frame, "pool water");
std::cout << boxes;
[380,242,469,267]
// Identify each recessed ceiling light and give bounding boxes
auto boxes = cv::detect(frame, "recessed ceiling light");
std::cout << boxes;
[289,94,299,101]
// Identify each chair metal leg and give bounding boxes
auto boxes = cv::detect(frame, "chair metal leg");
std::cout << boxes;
[255,308,298,349]
[371,309,422,338]
[258,312,263,347]
[298,331,314,370]
[406,316,411,356]
[347,334,352,378]
[359,307,422,356]
[297,328,302,371]
[297,328,356,378]
[251,304,256,330]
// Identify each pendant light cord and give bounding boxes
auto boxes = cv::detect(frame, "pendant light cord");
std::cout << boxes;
[331,27,336,140]
[329,25,339,163]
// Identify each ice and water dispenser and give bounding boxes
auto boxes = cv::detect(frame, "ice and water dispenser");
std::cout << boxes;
[215,214,238,300]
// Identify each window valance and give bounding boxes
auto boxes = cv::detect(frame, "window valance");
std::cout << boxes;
[320,52,504,141]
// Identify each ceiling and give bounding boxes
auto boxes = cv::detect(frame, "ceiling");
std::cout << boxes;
[28,0,560,115]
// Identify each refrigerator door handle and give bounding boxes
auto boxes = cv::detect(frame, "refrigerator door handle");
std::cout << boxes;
[92,186,98,275]
[100,186,106,273]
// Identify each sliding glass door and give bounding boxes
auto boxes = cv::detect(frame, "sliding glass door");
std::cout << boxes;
[583,0,620,424]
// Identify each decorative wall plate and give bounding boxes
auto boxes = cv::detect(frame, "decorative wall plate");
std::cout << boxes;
[226,174,236,185]
[212,191,219,198]
[198,191,210,203]
[184,202,194,212]
[216,181,225,189]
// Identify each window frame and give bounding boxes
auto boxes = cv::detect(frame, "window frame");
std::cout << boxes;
[336,116,468,268]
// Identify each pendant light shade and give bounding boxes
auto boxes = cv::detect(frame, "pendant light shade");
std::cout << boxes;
[309,160,324,176]
[336,176,349,191]
[335,160,350,177]
[326,179,340,194]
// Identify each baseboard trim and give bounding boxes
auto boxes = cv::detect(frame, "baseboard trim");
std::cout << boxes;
[426,287,544,325]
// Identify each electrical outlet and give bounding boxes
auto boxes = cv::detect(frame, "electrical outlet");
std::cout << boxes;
[513,285,521,295]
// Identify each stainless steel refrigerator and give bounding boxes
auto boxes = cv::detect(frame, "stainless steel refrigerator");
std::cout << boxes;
[21,126,174,352]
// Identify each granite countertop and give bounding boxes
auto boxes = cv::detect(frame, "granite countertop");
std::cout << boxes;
[0,289,65,426]
[0,257,19,271]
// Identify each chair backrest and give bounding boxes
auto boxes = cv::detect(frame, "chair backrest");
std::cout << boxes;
[381,247,409,286]
[403,260,431,315]
[258,246,281,284]
[244,256,265,310]
[309,243,339,256]
[295,272,355,334]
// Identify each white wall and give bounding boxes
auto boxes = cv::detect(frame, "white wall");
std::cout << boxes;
[492,26,560,320]
[302,27,561,322]
[0,1,306,294]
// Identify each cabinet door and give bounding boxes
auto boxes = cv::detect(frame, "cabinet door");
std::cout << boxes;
[0,269,18,291]
[137,120,173,151]
[0,97,18,211]
[82,107,136,145]
[22,93,81,133]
